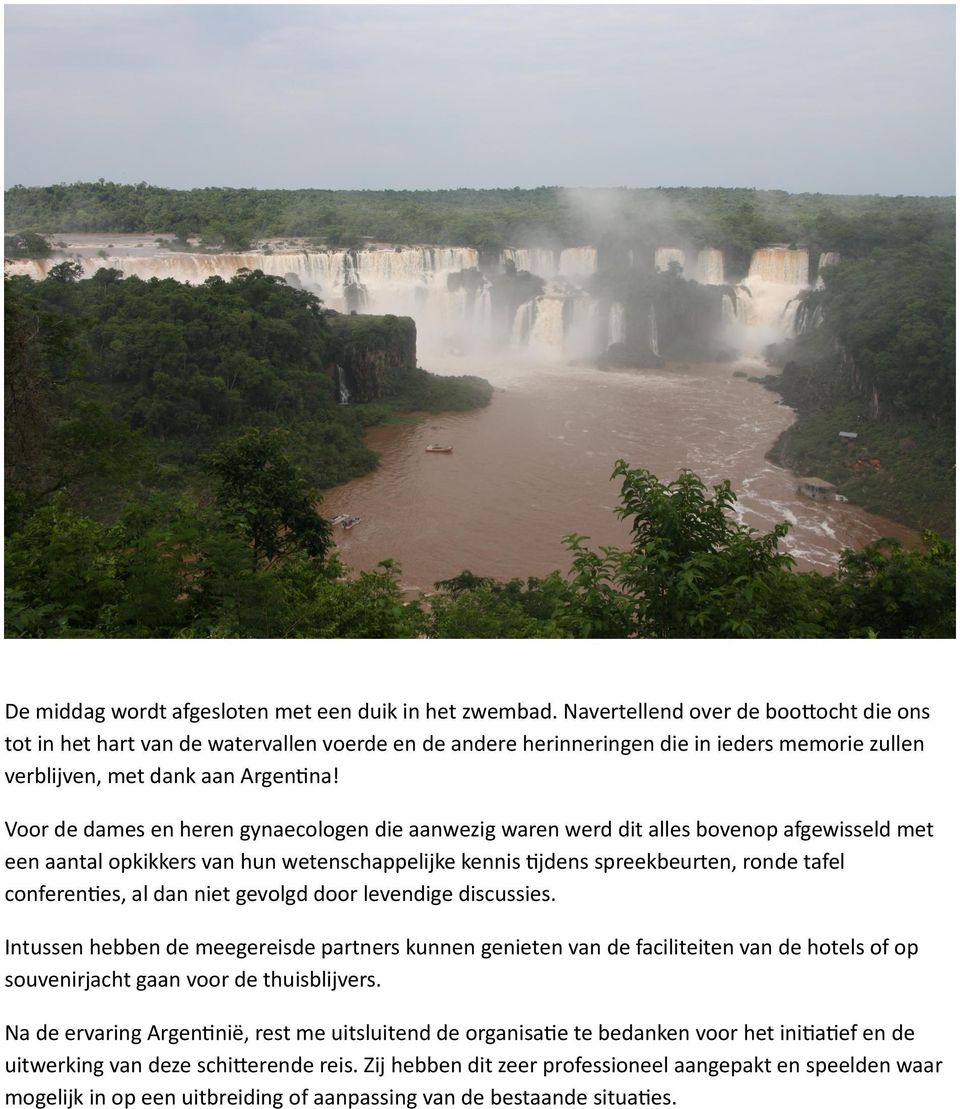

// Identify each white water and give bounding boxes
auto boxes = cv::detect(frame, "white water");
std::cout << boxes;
[655,247,686,274]
[649,304,659,357]
[499,247,598,283]
[748,247,809,286]
[510,300,537,347]
[730,247,810,351]
[501,248,556,278]
[336,365,350,405]
[696,248,725,285]
[654,246,725,284]
[527,296,567,357]
[608,302,626,346]
[7,239,831,363]
[557,247,598,282]
[565,296,602,359]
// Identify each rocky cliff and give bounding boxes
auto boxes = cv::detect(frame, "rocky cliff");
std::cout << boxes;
[324,312,418,402]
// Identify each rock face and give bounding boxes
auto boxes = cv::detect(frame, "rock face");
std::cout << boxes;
[325,312,417,402]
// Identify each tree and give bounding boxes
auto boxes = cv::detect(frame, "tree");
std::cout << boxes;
[834,533,956,638]
[47,260,84,283]
[205,429,332,569]
[564,462,825,638]
[4,231,52,259]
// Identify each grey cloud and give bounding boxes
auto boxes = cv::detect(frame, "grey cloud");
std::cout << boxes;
[4,4,955,193]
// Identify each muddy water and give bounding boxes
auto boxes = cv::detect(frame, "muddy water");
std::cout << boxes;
[322,358,916,592]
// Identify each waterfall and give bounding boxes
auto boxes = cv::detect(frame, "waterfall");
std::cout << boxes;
[1,249,355,290]
[336,365,350,405]
[474,284,492,329]
[748,247,809,285]
[564,295,601,359]
[648,304,659,357]
[815,251,840,289]
[721,293,737,327]
[499,247,596,284]
[729,247,810,349]
[343,253,368,311]
[511,300,537,347]
[655,247,686,274]
[527,297,566,356]
[794,298,825,334]
[4,258,49,280]
[6,241,609,363]
[696,248,725,285]
[501,248,558,279]
[607,302,625,346]
[781,297,801,334]
[557,247,598,282]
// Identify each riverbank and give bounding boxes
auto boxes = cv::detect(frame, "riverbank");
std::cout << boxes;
[760,379,955,540]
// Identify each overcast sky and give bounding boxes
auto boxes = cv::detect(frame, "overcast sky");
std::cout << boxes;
[4,4,955,194]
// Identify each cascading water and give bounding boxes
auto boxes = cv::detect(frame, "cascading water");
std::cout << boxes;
[511,300,537,347]
[343,253,368,311]
[648,304,659,358]
[557,247,598,282]
[336,365,350,405]
[794,298,825,334]
[608,302,625,346]
[527,296,567,357]
[696,248,725,285]
[731,247,810,350]
[815,251,840,290]
[6,238,835,366]
[747,247,809,285]
[564,296,602,359]
[655,247,686,273]
[4,249,352,288]
[499,247,597,285]
[500,248,558,278]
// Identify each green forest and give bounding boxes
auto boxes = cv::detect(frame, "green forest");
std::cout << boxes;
[763,237,954,536]
[3,183,955,638]
[6,182,954,275]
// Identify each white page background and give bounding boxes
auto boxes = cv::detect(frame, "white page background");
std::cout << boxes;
[2,638,956,1109]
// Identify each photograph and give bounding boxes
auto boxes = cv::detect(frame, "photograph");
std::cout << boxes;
[4,3,955,638]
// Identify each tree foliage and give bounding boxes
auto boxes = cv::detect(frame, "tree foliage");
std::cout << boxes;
[424,464,953,640]
[4,230,52,258]
[6,182,952,266]
[6,452,953,638]
[206,429,332,568]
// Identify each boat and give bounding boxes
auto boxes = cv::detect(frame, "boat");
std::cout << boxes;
[425,444,453,453]
[328,513,351,525]
[340,515,361,530]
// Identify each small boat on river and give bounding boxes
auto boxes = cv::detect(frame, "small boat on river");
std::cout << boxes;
[340,515,361,530]
[425,444,453,453]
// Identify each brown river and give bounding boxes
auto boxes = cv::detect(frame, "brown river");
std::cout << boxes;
[321,356,916,593]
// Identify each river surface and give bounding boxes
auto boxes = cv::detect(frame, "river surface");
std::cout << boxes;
[322,356,916,593]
